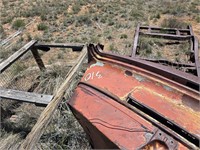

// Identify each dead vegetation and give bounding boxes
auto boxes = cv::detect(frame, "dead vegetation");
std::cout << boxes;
[137,37,191,63]
[0,0,200,149]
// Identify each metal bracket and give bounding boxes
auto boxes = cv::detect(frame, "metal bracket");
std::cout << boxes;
[139,128,178,150]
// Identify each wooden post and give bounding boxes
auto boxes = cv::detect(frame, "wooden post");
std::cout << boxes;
[20,46,87,150]
[31,48,46,71]
[132,24,140,57]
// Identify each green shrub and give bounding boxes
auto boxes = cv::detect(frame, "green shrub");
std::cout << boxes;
[107,18,114,26]
[120,34,128,39]
[2,16,13,24]
[75,15,92,26]
[109,44,117,52]
[195,15,200,23]
[161,18,188,29]
[40,14,47,21]
[72,4,81,14]
[138,37,153,57]
[90,36,100,43]
[26,33,32,41]
[150,13,160,20]
[129,9,144,20]
[155,13,161,19]
[37,23,48,31]
[12,19,25,30]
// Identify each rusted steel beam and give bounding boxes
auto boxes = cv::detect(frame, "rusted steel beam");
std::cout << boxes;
[34,43,84,51]
[139,58,195,67]
[131,24,140,57]
[31,48,46,71]
[140,26,190,32]
[189,26,194,52]
[176,29,180,35]
[0,40,37,73]
[147,27,151,33]
[188,25,194,36]
[132,25,199,81]
[139,32,192,40]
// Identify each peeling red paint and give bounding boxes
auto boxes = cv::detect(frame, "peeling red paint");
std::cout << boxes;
[68,44,200,149]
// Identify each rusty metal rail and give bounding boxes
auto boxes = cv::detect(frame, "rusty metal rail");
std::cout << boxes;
[131,24,200,81]
[88,44,200,91]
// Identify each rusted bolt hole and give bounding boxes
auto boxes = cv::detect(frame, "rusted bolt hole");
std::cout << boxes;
[125,70,132,76]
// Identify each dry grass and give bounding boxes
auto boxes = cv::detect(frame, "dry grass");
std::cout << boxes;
[137,36,191,63]
[0,132,21,150]
[0,0,200,149]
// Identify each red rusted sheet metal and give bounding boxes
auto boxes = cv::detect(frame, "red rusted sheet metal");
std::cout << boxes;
[68,44,200,149]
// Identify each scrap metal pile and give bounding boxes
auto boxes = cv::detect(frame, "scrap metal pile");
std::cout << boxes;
[68,25,200,149]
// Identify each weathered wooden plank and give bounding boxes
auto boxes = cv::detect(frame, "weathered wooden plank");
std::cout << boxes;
[0,40,37,73]
[194,37,200,77]
[131,24,140,57]
[20,45,87,150]
[0,20,35,47]
[0,88,52,105]
[0,30,22,46]
[31,48,46,71]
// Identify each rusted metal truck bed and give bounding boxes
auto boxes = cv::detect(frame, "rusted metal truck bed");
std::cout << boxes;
[68,44,200,149]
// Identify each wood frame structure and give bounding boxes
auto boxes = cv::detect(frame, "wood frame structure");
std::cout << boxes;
[20,45,87,150]
[0,40,87,149]
[0,40,85,106]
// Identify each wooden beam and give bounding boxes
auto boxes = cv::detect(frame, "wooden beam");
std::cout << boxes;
[0,20,35,47]
[131,24,140,57]
[194,37,200,77]
[0,89,52,105]
[34,43,84,51]
[20,46,87,150]
[0,40,37,73]
[0,30,22,46]
[31,48,46,71]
